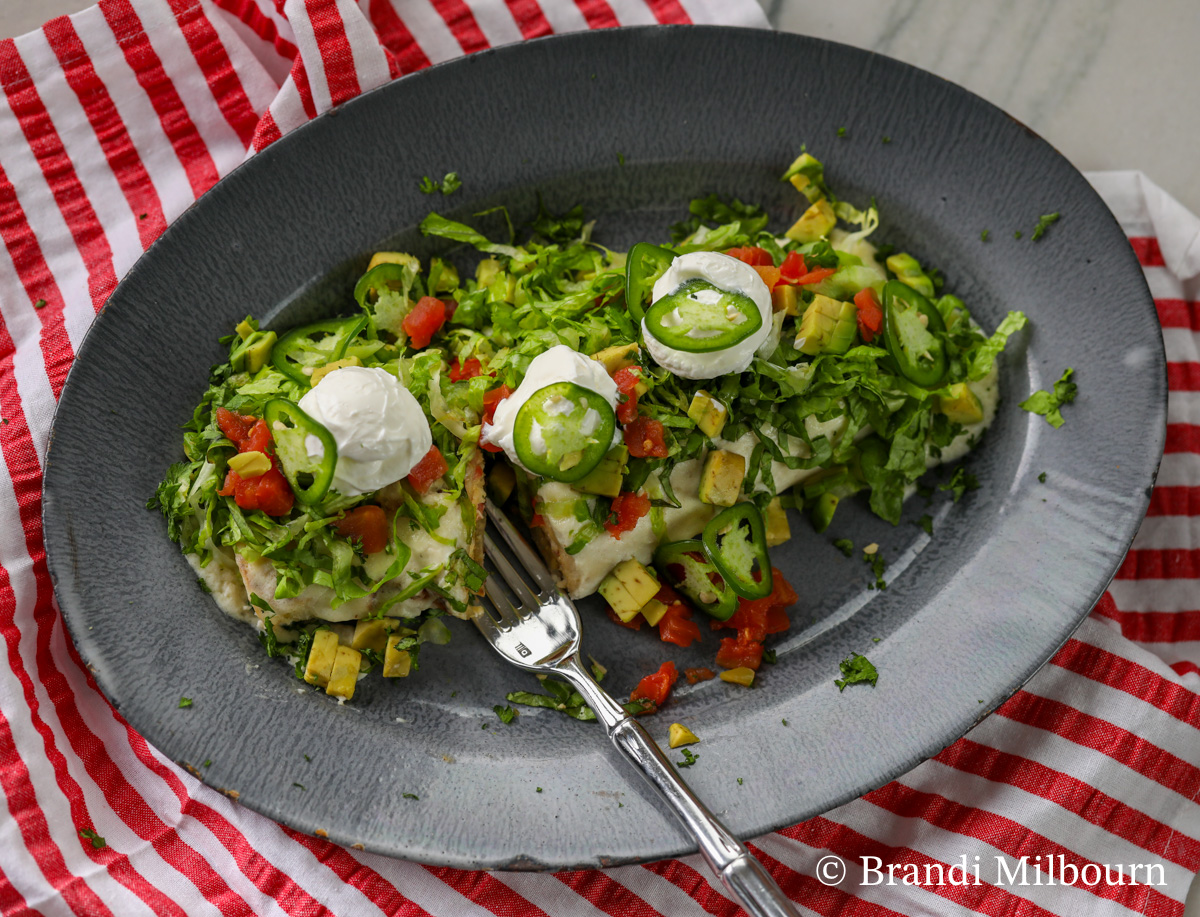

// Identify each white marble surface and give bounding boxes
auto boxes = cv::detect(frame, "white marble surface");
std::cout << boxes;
[761,0,1200,217]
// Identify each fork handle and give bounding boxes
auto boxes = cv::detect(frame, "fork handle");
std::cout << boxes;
[558,656,799,917]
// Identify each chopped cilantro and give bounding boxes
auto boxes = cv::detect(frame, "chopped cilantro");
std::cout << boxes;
[837,126,847,137]
[882,136,892,144]
[34,298,46,309]
[292,783,306,790]
[1020,368,1077,428]
[481,723,489,730]
[917,514,933,536]
[138,213,147,220]
[940,466,980,502]
[203,759,211,767]
[303,754,311,762]
[677,749,699,768]
[833,538,854,558]
[835,653,879,691]
[507,677,652,721]
[863,550,887,591]
[493,704,516,724]
[419,172,461,195]
[78,828,106,850]
[781,718,789,726]
[872,637,881,643]
[617,152,625,165]
[1038,472,1047,483]
[737,777,744,785]
[403,792,419,800]
[762,649,777,665]
[980,229,990,242]
[1014,230,1023,239]
[178,696,192,708]
[196,577,211,594]
[1031,212,1060,241]
[536,787,543,793]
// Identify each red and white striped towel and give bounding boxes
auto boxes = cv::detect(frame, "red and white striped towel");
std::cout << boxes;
[0,3,1197,915]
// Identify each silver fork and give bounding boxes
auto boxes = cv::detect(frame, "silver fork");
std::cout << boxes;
[475,499,800,917]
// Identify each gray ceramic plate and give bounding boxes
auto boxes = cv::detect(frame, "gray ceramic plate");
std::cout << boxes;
[43,27,1165,869]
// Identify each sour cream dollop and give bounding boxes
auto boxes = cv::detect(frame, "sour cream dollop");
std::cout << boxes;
[643,251,772,380]
[297,366,432,496]
[482,344,619,473]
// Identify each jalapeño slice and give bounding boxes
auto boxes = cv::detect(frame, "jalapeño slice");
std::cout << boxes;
[512,382,616,483]
[624,242,676,322]
[701,503,773,600]
[263,399,338,504]
[882,280,948,388]
[653,540,738,620]
[645,279,762,353]
[271,314,368,386]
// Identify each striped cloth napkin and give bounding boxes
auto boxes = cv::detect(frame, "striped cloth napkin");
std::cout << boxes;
[1,2,1197,915]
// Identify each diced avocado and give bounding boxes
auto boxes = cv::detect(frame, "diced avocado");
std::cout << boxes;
[598,559,660,621]
[668,724,699,748]
[640,598,669,627]
[310,355,363,386]
[303,629,339,687]
[574,445,628,498]
[325,645,362,699]
[785,199,836,243]
[687,390,728,439]
[811,492,839,533]
[698,450,745,507]
[383,632,414,677]
[765,497,791,547]
[487,463,516,505]
[475,258,502,290]
[771,284,799,316]
[719,667,755,686]
[590,342,640,374]
[558,451,583,473]
[351,619,389,654]
[938,382,984,424]
[368,251,420,272]
[228,451,271,478]
[796,294,857,355]
[885,252,935,298]
[781,152,826,202]
[244,331,276,374]
[235,319,256,341]
[428,257,459,293]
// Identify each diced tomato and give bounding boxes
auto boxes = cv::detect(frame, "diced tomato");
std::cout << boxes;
[712,568,799,639]
[631,661,678,707]
[407,445,448,493]
[725,246,774,267]
[658,603,702,648]
[402,296,447,349]
[215,410,295,517]
[684,667,715,685]
[480,383,513,453]
[623,416,669,458]
[795,266,837,286]
[481,384,512,425]
[448,357,483,382]
[605,491,651,539]
[605,605,641,630]
[613,366,642,424]
[752,264,782,290]
[716,637,764,671]
[779,250,807,284]
[854,287,884,343]
[216,407,256,447]
[334,505,389,554]
[529,512,545,528]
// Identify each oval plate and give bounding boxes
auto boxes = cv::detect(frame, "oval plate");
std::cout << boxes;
[43,26,1165,869]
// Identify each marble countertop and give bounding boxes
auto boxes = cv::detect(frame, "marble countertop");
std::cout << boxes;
[762,0,1200,217]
